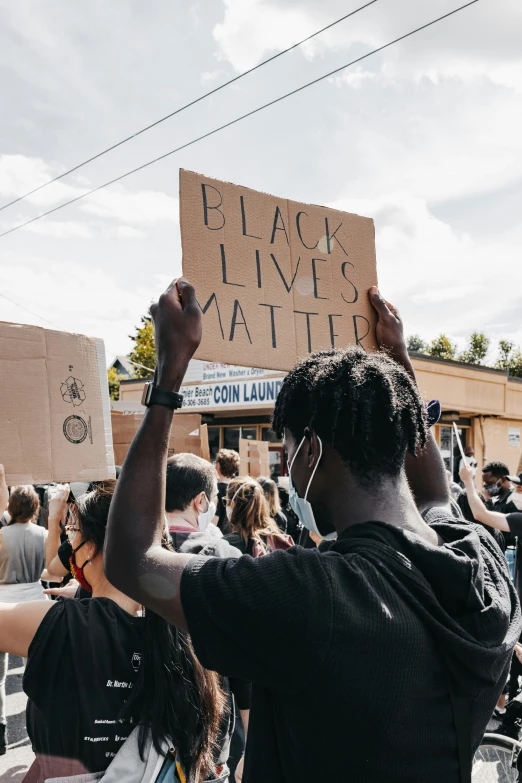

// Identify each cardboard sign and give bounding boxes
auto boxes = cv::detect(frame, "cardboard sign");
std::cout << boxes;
[0,321,115,485]
[111,411,205,464]
[180,169,378,371]
[239,439,270,479]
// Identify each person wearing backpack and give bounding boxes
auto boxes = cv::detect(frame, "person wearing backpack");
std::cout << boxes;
[223,478,294,557]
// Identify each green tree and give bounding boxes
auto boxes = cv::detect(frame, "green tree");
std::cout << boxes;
[426,334,457,361]
[107,367,122,401]
[406,335,426,353]
[129,316,156,378]
[459,332,490,366]
[495,339,522,378]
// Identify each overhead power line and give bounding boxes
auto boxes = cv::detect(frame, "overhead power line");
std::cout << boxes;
[0,0,480,241]
[0,0,381,213]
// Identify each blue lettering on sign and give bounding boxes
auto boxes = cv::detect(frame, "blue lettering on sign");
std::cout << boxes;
[211,380,284,407]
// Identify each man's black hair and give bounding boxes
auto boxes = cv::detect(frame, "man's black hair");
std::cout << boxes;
[165,454,216,512]
[482,461,510,478]
[272,347,428,482]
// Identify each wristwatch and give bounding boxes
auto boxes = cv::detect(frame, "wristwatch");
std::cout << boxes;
[141,383,184,410]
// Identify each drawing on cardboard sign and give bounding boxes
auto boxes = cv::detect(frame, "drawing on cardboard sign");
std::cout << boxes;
[180,169,378,371]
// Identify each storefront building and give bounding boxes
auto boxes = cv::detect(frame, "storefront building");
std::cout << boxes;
[116,354,522,482]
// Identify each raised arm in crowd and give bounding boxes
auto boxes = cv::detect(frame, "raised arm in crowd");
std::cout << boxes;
[103,277,518,783]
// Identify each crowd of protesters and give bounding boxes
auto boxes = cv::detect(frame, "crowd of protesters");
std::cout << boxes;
[0,280,522,782]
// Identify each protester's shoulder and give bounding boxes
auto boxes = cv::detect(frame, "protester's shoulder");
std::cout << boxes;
[507,512,522,536]
[183,543,348,593]
[421,503,463,527]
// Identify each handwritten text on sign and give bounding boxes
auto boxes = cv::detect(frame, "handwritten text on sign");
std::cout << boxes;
[180,170,378,371]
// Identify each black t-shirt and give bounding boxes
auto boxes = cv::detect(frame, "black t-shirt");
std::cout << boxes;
[216,481,229,532]
[181,510,517,783]
[507,513,522,536]
[25,598,143,779]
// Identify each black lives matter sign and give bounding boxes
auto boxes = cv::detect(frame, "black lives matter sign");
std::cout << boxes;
[180,169,378,371]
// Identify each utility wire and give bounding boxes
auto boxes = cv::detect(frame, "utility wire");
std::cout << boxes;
[0,0,479,241]
[0,0,381,213]
[0,291,154,372]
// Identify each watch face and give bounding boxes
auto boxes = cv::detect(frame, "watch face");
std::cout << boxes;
[141,383,152,406]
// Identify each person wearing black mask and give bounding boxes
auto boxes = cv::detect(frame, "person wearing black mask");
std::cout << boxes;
[482,462,518,515]
[104,278,520,783]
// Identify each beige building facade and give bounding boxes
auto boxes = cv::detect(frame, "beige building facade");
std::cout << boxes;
[116,355,522,482]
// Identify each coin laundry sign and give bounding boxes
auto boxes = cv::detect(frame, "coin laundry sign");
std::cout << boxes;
[181,377,284,411]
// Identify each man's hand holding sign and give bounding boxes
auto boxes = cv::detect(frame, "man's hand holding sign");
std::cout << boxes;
[180,170,379,370]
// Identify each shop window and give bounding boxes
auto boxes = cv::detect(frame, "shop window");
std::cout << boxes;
[208,427,220,462]
[439,425,468,480]
[224,427,240,452]
[241,427,257,441]
[261,427,281,444]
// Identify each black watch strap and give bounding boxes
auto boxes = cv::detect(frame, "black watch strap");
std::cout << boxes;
[142,383,184,410]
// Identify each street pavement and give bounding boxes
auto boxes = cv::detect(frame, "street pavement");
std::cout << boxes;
[0,656,34,783]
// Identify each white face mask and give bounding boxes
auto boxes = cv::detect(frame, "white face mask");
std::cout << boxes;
[198,496,216,532]
[287,433,336,541]
[511,492,522,511]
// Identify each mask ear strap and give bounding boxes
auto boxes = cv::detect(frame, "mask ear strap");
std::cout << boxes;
[289,435,306,471]
[304,436,323,501]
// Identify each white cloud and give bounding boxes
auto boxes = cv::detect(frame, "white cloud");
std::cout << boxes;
[200,70,225,85]
[0,155,178,233]
[213,0,317,71]
[410,285,481,305]
[212,0,522,76]
[113,225,146,239]
[0,154,79,206]
[25,220,93,238]
[81,187,177,225]
[330,191,522,343]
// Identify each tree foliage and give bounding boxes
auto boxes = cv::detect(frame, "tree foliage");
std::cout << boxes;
[129,316,156,378]
[107,367,122,401]
[495,339,522,378]
[406,334,426,353]
[459,332,490,366]
[426,334,457,361]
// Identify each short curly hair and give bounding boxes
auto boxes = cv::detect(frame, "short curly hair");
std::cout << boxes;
[272,347,428,483]
[215,449,240,479]
[482,462,510,478]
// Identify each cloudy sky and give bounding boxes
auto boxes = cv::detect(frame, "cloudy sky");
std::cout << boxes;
[0,0,520,365]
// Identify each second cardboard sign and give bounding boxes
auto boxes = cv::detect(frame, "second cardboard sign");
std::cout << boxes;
[180,170,378,372]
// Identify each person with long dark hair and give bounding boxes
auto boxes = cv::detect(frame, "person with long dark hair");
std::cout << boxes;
[0,481,230,782]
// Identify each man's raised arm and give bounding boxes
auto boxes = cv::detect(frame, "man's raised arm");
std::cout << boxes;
[369,288,450,511]
[104,279,202,630]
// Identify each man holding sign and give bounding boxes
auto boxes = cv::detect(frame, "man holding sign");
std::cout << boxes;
[106,274,519,782]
